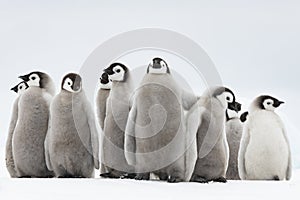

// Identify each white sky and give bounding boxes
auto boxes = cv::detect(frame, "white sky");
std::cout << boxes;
[0,1,299,176]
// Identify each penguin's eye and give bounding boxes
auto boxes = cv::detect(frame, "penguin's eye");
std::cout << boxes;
[226,97,230,101]
[267,102,271,105]
[31,77,36,80]
[19,86,23,90]
[116,69,121,73]
[68,82,71,86]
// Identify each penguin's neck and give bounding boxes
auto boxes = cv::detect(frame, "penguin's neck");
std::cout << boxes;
[111,73,134,99]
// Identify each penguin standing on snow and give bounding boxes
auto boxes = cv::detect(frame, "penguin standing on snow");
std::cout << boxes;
[6,81,29,177]
[45,73,99,178]
[13,71,55,177]
[225,104,243,180]
[101,63,135,179]
[96,71,112,176]
[191,87,241,183]
[125,58,198,182]
[238,95,292,180]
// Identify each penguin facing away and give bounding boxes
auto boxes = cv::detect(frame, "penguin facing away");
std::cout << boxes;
[191,86,241,183]
[101,63,135,179]
[225,104,243,180]
[12,71,55,177]
[96,72,112,176]
[238,95,292,180]
[5,81,29,177]
[125,58,198,182]
[45,73,99,178]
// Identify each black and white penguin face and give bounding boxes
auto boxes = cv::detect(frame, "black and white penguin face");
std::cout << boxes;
[62,73,82,93]
[147,57,170,74]
[257,95,284,111]
[104,63,128,82]
[11,81,29,95]
[99,72,112,89]
[19,72,42,87]
[214,87,241,111]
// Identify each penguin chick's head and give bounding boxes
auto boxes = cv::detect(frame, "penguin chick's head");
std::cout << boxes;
[104,63,128,82]
[99,72,112,89]
[213,87,241,111]
[147,57,170,74]
[19,71,49,88]
[62,73,82,93]
[11,81,29,95]
[255,95,284,111]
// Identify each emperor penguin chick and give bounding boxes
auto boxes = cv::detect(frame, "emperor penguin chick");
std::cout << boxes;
[225,104,243,180]
[125,58,198,182]
[191,87,241,183]
[101,63,135,179]
[238,95,292,180]
[45,73,99,178]
[13,71,55,177]
[96,72,112,176]
[6,81,29,177]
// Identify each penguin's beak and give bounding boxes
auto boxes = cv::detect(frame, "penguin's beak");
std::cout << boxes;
[19,75,30,81]
[10,86,18,93]
[274,100,285,108]
[104,68,114,75]
[228,102,242,112]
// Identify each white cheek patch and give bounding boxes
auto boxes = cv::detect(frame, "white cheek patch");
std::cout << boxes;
[109,71,124,81]
[148,66,167,74]
[227,109,238,118]
[27,77,40,87]
[63,78,74,93]
[263,100,275,111]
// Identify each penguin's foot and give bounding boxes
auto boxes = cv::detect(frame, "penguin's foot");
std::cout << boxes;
[167,176,183,183]
[213,176,227,183]
[158,173,168,181]
[19,176,31,178]
[273,176,280,181]
[123,173,136,179]
[135,173,150,180]
[190,175,209,183]
[100,173,121,179]
[58,175,75,178]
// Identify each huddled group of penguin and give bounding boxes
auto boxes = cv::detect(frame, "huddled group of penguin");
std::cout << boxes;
[5,57,292,183]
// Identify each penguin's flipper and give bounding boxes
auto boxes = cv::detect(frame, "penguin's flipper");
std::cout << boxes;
[197,109,223,159]
[238,126,251,180]
[281,127,292,180]
[124,100,137,166]
[184,101,202,181]
[44,111,53,171]
[286,153,292,181]
[85,98,100,170]
[5,99,19,177]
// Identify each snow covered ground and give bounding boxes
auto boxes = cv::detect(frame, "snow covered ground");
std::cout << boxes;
[0,170,299,200]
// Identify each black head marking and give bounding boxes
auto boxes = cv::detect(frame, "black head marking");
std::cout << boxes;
[147,57,170,74]
[104,63,128,81]
[240,111,249,123]
[19,71,47,88]
[256,95,284,109]
[213,87,235,101]
[62,73,82,92]
[100,72,110,84]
